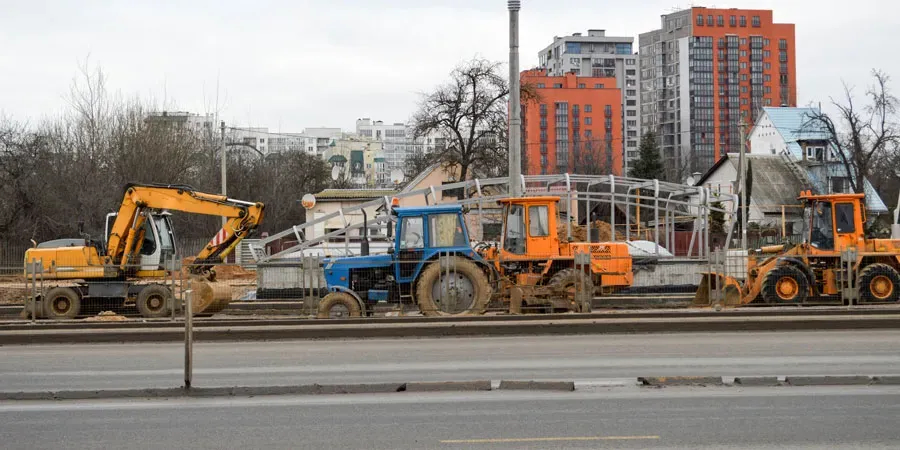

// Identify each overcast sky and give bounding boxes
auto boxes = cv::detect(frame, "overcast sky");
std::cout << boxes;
[1,0,893,132]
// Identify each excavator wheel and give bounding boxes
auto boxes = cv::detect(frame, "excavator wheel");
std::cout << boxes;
[761,265,809,304]
[547,269,595,313]
[317,292,363,319]
[136,284,173,319]
[858,263,900,303]
[44,287,82,320]
[415,257,491,317]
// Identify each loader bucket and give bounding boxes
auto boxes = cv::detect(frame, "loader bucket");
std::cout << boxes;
[693,273,743,306]
[189,277,233,316]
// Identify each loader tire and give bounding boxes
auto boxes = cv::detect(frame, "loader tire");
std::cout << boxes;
[548,269,595,313]
[136,285,173,319]
[317,292,363,319]
[858,263,900,303]
[44,287,82,320]
[416,257,491,316]
[761,265,809,304]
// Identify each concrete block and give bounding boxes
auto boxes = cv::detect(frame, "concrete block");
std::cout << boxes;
[638,376,724,386]
[405,381,491,392]
[786,376,872,386]
[734,377,781,386]
[498,380,575,391]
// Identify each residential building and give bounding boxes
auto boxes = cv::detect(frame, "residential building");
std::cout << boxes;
[226,127,341,156]
[538,30,641,169]
[639,7,796,179]
[323,135,385,187]
[356,118,448,173]
[520,69,623,176]
[145,111,216,138]
[749,106,887,213]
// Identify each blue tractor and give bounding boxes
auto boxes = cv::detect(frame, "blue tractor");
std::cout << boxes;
[316,204,493,318]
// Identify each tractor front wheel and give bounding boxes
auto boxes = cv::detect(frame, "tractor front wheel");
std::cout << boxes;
[317,292,363,319]
[858,263,900,303]
[415,257,491,317]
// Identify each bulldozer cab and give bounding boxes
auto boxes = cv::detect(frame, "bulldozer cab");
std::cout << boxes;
[800,191,866,253]
[498,197,561,260]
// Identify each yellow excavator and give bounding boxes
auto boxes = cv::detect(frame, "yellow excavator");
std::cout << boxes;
[24,183,265,319]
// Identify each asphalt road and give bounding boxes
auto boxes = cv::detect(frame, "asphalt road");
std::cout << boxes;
[1,386,899,449]
[1,330,899,392]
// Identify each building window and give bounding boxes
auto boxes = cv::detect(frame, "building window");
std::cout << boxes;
[626,69,636,76]
[594,83,604,88]
[741,50,747,57]
[765,62,772,70]
[627,120,637,127]
[566,42,582,53]
[717,15,724,26]
[697,14,704,26]
[627,130,637,137]
[537,83,545,88]
[740,15,747,27]
[729,15,736,26]
[627,141,637,148]
[741,38,747,46]
[626,89,636,96]
[626,99,636,106]
[585,117,593,125]
[570,57,580,65]
[707,15,714,26]
[553,83,563,88]
[741,74,748,81]
[626,79,636,87]
[752,15,761,27]
[765,86,772,94]
[741,86,748,93]
[578,83,586,88]
[764,74,771,82]
[584,104,592,113]
[766,98,772,105]
[626,110,636,117]
[616,43,633,54]
[779,39,788,50]
[626,59,635,65]
[764,38,770,47]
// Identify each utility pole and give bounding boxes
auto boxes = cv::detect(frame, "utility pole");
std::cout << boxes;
[739,114,748,252]
[220,121,227,228]
[508,0,523,196]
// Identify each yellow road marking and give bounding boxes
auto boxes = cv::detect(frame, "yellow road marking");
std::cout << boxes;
[440,435,660,444]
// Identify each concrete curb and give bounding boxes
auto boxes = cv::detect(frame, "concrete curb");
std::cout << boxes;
[638,376,724,387]
[733,376,782,386]
[3,314,900,345]
[498,380,576,391]
[785,375,873,386]
[405,381,492,392]
[637,375,900,387]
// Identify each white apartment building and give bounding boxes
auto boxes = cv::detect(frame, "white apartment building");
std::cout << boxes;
[538,29,642,169]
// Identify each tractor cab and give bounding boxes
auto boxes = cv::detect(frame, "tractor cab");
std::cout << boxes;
[799,191,866,253]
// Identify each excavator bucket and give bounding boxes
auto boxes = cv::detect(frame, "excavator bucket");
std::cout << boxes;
[694,273,743,306]
[189,277,233,316]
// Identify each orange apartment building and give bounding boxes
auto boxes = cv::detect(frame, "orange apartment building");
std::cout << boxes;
[520,69,623,176]
[639,7,796,178]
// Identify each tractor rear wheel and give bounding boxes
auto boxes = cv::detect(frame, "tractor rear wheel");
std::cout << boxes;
[317,292,363,319]
[761,265,809,304]
[858,263,900,303]
[415,257,491,316]
[547,269,595,313]
[44,287,82,320]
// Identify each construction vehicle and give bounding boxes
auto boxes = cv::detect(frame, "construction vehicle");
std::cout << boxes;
[317,203,492,318]
[476,196,633,313]
[695,191,900,305]
[24,183,265,319]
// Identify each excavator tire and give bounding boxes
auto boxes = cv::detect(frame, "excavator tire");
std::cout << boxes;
[190,278,233,317]
[858,263,900,303]
[547,269,594,313]
[136,284,173,319]
[761,265,809,304]
[44,287,82,320]
[416,257,491,317]
[317,292,363,319]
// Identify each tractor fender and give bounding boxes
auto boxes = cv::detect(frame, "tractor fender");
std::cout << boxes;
[775,257,816,289]
[328,285,365,310]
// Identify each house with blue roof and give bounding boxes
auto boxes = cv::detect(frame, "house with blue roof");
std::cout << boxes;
[749,106,888,214]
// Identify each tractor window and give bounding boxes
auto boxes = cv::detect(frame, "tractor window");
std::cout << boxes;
[834,203,856,233]
[528,206,550,237]
[810,201,834,250]
[429,214,467,247]
[399,217,425,250]
[504,205,526,254]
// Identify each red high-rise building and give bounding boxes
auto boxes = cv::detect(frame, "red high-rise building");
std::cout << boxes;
[521,69,623,176]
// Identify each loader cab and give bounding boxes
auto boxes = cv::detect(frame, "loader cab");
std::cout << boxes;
[801,191,866,252]
[105,211,177,271]
[498,197,561,260]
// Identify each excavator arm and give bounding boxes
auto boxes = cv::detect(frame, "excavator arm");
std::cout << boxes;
[106,183,265,274]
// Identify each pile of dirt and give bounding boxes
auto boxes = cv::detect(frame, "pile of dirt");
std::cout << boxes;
[181,257,256,281]
[84,311,127,322]
[558,221,625,243]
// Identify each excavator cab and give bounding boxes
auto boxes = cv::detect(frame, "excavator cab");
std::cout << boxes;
[105,211,177,272]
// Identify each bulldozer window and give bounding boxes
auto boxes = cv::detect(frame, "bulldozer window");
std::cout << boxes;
[835,203,856,233]
[810,201,834,250]
[399,217,424,250]
[528,205,549,237]
[429,213,467,247]
[504,204,526,254]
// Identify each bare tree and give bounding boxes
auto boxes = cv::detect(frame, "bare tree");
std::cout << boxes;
[411,57,540,182]
[804,70,899,193]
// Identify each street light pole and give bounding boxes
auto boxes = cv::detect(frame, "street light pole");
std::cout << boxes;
[220,121,227,228]
[508,0,523,197]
